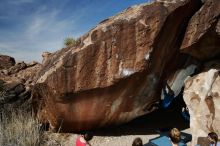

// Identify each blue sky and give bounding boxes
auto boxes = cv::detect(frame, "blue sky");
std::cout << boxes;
[0,0,150,62]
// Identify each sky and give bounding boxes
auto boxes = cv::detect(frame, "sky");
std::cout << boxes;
[0,0,151,63]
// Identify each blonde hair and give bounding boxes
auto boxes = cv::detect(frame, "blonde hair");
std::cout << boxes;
[169,128,181,144]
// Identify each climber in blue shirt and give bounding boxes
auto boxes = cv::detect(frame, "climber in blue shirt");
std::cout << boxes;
[161,82,175,109]
[161,82,190,121]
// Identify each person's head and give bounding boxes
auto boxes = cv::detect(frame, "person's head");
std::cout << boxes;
[208,132,218,145]
[132,137,143,146]
[169,128,181,144]
[83,132,93,142]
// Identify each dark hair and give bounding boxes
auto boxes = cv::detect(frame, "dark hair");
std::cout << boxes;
[132,137,143,146]
[84,132,93,141]
[169,128,181,144]
[208,132,218,144]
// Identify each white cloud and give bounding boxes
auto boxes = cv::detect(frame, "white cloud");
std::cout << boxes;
[0,0,108,62]
[27,17,45,37]
[25,6,60,38]
[7,6,73,62]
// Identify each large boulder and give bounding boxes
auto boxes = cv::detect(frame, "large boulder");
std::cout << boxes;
[32,0,202,131]
[180,0,220,61]
[183,69,220,145]
[0,55,15,70]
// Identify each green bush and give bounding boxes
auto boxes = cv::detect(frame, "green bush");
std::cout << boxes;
[64,37,76,47]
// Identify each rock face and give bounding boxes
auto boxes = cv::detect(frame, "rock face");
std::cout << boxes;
[180,0,220,61]
[162,57,200,99]
[183,69,220,145]
[0,57,41,106]
[0,55,15,70]
[180,1,220,143]
[0,61,41,87]
[0,81,26,105]
[33,0,203,132]
[42,52,52,64]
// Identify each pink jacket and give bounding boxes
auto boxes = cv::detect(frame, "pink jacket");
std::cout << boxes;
[76,136,87,146]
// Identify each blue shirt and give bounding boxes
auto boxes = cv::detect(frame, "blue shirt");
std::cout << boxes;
[181,109,190,121]
[161,87,174,109]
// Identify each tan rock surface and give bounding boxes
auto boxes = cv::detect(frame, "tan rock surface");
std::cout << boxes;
[0,55,15,70]
[183,69,220,145]
[42,52,52,64]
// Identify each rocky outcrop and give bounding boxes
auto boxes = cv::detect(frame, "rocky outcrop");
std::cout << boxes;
[0,57,42,146]
[0,55,15,70]
[32,0,203,131]
[1,61,41,86]
[183,69,220,145]
[0,57,41,107]
[42,52,52,64]
[0,81,26,105]
[180,1,220,142]
[180,0,220,61]
[8,61,27,75]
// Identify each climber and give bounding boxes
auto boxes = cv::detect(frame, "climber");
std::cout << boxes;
[148,82,176,111]
[76,132,93,146]
[161,81,175,109]
[162,82,190,121]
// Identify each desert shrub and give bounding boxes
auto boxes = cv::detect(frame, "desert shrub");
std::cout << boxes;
[64,37,76,47]
[0,104,42,146]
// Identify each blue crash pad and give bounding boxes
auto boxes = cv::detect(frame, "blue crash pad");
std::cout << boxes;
[149,135,186,146]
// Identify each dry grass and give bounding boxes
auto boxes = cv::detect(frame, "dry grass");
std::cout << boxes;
[0,104,42,146]
[0,82,62,146]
